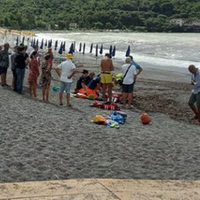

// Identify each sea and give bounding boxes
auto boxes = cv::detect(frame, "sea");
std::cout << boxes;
[36,32,200,73]
[2,31,200,73]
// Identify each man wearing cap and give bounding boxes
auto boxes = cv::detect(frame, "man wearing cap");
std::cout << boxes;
[100,53,114,103]
[55,53,76,106]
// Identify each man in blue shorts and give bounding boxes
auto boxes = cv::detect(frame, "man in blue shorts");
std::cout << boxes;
[188,64,200,123]
[121,57,136,109]
[56,54,76,106]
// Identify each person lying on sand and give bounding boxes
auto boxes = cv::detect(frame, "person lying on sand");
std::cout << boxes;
[188,64,200,123]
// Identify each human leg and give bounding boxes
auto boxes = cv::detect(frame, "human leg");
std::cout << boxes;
[46,83,50,101]
[188,93,198,118]
[42,86,46,100]
[65,82,72,106]
[108,83,113,103]
[33,83,37,97]
[102,83,106,102]
[29,83,33,97]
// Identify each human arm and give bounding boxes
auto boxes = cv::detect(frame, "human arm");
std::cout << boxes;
[55,67,61,77]
[68,68,76,79]
[136,67,143,76]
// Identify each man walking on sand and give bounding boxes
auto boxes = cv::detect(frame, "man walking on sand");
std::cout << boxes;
[188,64,200,123]
[100,53,114,103]
[55,54,76,107]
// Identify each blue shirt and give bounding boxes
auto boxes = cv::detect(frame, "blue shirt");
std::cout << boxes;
[131,60,141,70]
[192,68,200,94]
[87,76,100,89]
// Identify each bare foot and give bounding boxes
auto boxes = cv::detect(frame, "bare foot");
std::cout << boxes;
[190,115,198,120]
[192,120,200,125]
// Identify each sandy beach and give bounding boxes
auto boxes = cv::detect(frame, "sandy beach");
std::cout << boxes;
[1,34,200,183]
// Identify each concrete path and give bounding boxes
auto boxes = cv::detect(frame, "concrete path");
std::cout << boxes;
[0,179,200,200]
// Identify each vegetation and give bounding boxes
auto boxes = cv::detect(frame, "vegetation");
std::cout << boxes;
[0,0,200,32]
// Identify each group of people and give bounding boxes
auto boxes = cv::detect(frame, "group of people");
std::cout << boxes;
[1,42,200,124]
[0,43,54,101]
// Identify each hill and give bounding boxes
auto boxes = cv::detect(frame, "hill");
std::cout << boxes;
[0,0,200,32]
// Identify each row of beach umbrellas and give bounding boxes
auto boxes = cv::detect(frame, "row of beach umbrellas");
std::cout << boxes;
[15,36,131,57]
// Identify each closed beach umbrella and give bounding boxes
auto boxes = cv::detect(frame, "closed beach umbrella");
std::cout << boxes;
[112,45,116,57]
[40,39,44,49]
[83,43,86,54]
[32,38,36,47]
[16,37,19,45]
[95,44,98,57]
[22,36,25,44]
[58,42,63,55]
[36,39,38,47]
[45,39,47,47]
[89,43,93,53]
[125,45,130,57]
[109,45,112,58]
[54,40,58,51]
[99,44,103,55]
[69,43,74,54]
[79,42,82,52]
[63,41,66,52]
[47,39,52,48]
[73,41,76,52]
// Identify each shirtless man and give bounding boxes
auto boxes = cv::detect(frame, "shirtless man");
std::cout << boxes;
[100,53,114,103]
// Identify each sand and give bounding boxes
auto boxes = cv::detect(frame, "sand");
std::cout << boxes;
[0,43,200,183]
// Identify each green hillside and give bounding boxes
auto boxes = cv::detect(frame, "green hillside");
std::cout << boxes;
[0,0,200,32]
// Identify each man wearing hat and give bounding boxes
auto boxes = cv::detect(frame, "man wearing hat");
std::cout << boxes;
[55,53,76,106]
[75,69,89,93]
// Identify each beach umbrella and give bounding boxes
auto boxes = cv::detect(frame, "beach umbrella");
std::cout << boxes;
[73,41,76,52]
[79,42,82,52]
[22,36,25,44]
[109,45,112,58]
[89,43,93,53]
[125,45,130,57]
[112,45,116,57]
[62,41,66,52]
[27,38,30,48]
[83,43,86,54]
[40,39,44,49]
[99,44,103,55]
[45,39,47,47]
[58,42,63,55]
[69,43,74,54]
[48,39,52,48]
[54,40,58,51]
[95,44,98,57]
[16,37,19,46]
[32,38,36,47]
[36,39,39,47]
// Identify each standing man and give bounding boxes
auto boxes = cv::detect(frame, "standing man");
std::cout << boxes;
[0,43,10,86]
[15,46,29,94]
[121,57,137,109]
[55,53,76,107]
[100,53,114,103]
[188,64,200,123]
